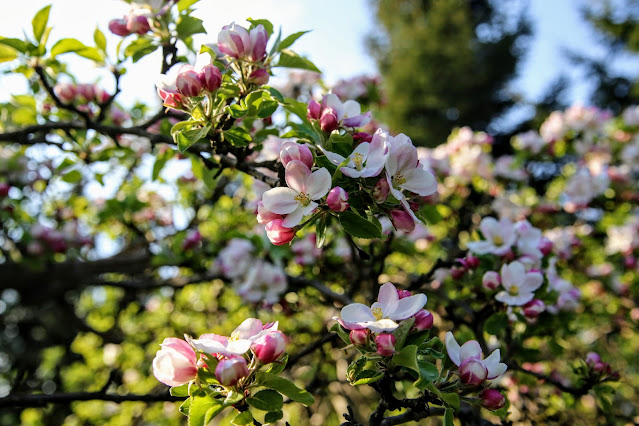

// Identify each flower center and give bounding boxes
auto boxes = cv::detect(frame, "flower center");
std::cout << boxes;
[492,235,503,245]
[372,307,384,320]
[393,173,406,186]
[352,153,364,170]
[294,192,311,206]
[508,285,519,296]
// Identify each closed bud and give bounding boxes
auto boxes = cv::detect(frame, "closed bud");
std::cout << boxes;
[459,359,487,386]
[252,330,287,364]
[320,108,339,133]
[413,309,434,331]
[0,183,10,198]
[280,142,314,169]
[465,255,480,269]
[349,329,369,346]
[248,68,269,86]
[108,18,130,37]
[265,219,296,245]
[76,84,95,102]
[390,210,415,233]
[127,14,151,35]
[353,132,373,144]
[396,289,412,299]
[95,89,111,104]
[373,179,390,203]
[215,356,249,386]
[162,92,185,111]
[327,187,349,212]
[249,25,268,61]
[451,266,466,280]
[198,64,222,92]
[482,271,501,290]
[256,201,282,224]
[152,338,198,387]
[538,236,553,256]
[307,100,321,120]
[182,230,202,251]
[176,70,203,98]
[522,299,545,320]
[54,83,77,103]
[624,255,637,269]
[375,333,396,357]
[479,389,506,410]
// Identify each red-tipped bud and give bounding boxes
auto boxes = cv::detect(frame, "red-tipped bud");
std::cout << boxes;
[127,14,151,35]
[482,271,501,290]
[182,230,202,251]
[349,329,369,346]
[252,330,287,364]
[465,255,480,269]
[162,92,185,111]
[95,89,111,104]
[248,68,269,86]
[0,183,10,198]
[451,266,466,280]
[108,18,130,37]
[54,83,77,103]
[307,100,321,120]
[624,255,637,269]
[215,356,249,386]
[413,309,434,331]
[397,289,412,299]
[390,210,415,233]
[176,70,203,98]
[375,333,396,357]
[319,108,339,132]
[479,389,506,410]
[280,142,313,169]
[327,187,349,212]
[265,219,296,245]
[522,299,545,320]
[198,64,222,92]
[459,358,487,386]
[538,237,553,256]
[373,179,390,203]
[256,201,282,225]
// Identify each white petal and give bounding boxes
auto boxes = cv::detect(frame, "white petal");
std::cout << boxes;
[445,332,461,366]
[391,293,427,320]
[365,319,399,333]
[341,303,376,323]
[232,318,263,340]
[467,241,494,254]
[226,339,252,355]
[307,168,332,200]
[460,340,483,361]
[495,291,534,306]
[377,282,399,316]
[281,207,304,228]
[401,167,438,196]
[262,187,298,214]
[521,272,543,292]
[482,349,508,379]
[479,217,499,240]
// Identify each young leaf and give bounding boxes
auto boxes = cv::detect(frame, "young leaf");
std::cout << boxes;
[254,372,314,406]
[277,31,311,52]
[266,353,288,375]
[0,45,18,63]
[32,5,51,45]
[94,28,107,52]
[444,408,454,426]
[346,357,367,384]
[351,370,384,386]
[246,389,284,412]
[330,323,352,346]
[264,410,284,424]
[224,127,252,147]
[50,38,89,57]
[177,16,207,39]
[392,317,415,351]
[177,0,200,12]
[231,410,253,425]
[276,49,320,72]
[392,345,419,375]
[247,18,273,37]
[414,357,439,389]
[188,394,225,426]
[0,37,27,53]
[441,392,460,410]
[339,211,382,239]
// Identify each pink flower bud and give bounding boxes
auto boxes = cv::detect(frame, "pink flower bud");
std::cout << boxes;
[95,89,111,104]
[375,333,396,357]
[182,230,202,251]
[152,337,198,387]
[459,358,487,386]
[76,84,95,102]
[353,132,373,144]
[162,92,185,111]
[280,142,314,169]
[252,330,287,364]
[479,389,506,410]
[248,68,269,86]
[349,329,369,346]
[198,64,222,92]
[307,100,321,120]
[451,266,466,280]
[176,70,203,98]
[397,289,412,299]
[373,179,390,203]
[538,237,553,256]
[465,255,480,269]
[624,255,637,269]
[249,24,268,62]
[522,299,545,320]
[54,83,77,103]
[413,309,434,331]
[108,18,130,37]
[390,210,415,233]
[215,356,249,386]
[319,108,339,133]
[265,219,296,245]
[482,271,501,290]
[126,14,151,35]
[0,183,10,198]
[327,187,349,212]
[256,201,282,224]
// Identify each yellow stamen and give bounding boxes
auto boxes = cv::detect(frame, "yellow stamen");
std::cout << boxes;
[508,285,519,296]
[393,174,406,186]
[352,153,364,170]
[294,192,311,206]
[492,235,503,245]
[372,307,384,321]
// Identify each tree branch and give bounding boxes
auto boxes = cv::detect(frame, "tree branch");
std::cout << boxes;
[0,391,181,408]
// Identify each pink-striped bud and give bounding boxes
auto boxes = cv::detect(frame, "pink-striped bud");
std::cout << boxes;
[450,266,466,280]
[319,108,339,133]
[373,179,390,203]
[479,389,506,410]
[390,210,415,233]
[482,271,501,290]
[108,18,130,37]
[375,333,396,357]
[215,356,249,386]
[127,14,151,35]
[327,187,349,212]
[76,84,95,102]
[280,142,314,169]
[465,255,480,269]
[522,299,545,320]
[176,70,203,98]
[182,230,202,251]
[397,289,412,299]
[248,68,269,86]
[256,201,282,225]
[413,309,434,331]
[198,64,222,92]
[252,330,287,364]
[538,237,553,256]
[265,219,296,245]
[162,92,185,111]
[459,358,487,386]
[307,100,321,120]
[248,24,268,61]
[54,83,77,103]
[349,329,369,346]
[152,337,198,387]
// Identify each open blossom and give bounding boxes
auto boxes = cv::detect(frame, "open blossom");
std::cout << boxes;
[187,319,278,357]
[446,332,507,384]
[323,128,389,178]
[280,142,313,169]
[515,220,543,259]
[216,238,254,279]
[309,94,371,131]
[235,260,287,304]
[338,282,427,333]
[218,22,268,61]
[152,337,198,387]
[495,261,543,306]
[467,217,516,256]
[261,161,331,227]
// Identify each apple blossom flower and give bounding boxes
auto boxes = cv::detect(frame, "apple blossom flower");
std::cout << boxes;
[291,234,321,265]
[280,142,314,169]
[152,337,198,387]
[187,319,278,358]
[216,238,254,279]
[327,187,349,212]
[261,161,331,228]
[218,22,268,61]
[375,333,396,356]
[323,128,389,178]
[467,217,517,256]
[235,261,287,304]
[445,332,507,383]
[338,282,427,333]
[215,356,249,386]
[495,261,543,306]
[321,93,371,128]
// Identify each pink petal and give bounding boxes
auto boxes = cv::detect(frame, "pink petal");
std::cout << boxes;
[306,168,331,200]
[285,160,311,193]
[281,207,304,227]
[233,318,263,340]
[522,272,543,292]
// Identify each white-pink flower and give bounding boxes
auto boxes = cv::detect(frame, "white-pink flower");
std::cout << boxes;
[321,93,371,128]
[261,161,331,227]
[187,319,278,357]
[467,217,516,256]
[324,128,389,178]
[338,282,427,333]
[495,261,543,306]
[152,337,198,387]
[445,332,507,381]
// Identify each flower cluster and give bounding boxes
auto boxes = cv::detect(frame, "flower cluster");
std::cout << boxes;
[108,0,175,37]
[53,83,129,124]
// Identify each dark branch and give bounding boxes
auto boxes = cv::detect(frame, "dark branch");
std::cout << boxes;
[0,390,181,408]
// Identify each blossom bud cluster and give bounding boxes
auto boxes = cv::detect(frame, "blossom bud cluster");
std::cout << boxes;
[27,222,92,256]
[53,83,129,124]
[108,1,176,37]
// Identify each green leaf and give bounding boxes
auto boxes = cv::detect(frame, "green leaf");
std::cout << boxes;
[247,18,273,37]
[254,372,314,406]
[124,38,158,63]
[170,383,190,397]
[231,410,253,425]
[94,28,107,52]
[228,104,248,118]
[315,215,327,248]
[246,389,283,412]
[175,124,211,153]
[224,391,244,406]
[188,394,225,426]
[177,16,207,39]
[414,357,439,389]
[178,0,200,12]
[264,410,284,424]
[392,317,415,351]
[0,45,18,63]
[223,127,252,147]
[276,49,320,72]
[152,150,172,181]
[339,211,382,239]
[61,169,83,184]
[330,323,352,346]
[484,312,508,335]
[266,353,288,375]
[32,5,51,44]
[277,31,311,52]
[351,370,384,386]
[444,408,454,426]
[50,38,88,57]
[346,357,367,384]
[392,345,419,375]
[0,37,27,53]
[441,392,460,410]
[179,397,192,416]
